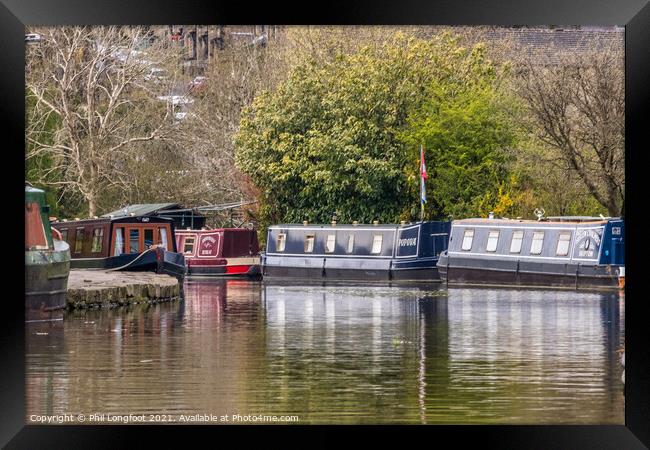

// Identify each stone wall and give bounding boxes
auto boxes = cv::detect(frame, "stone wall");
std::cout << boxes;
[66,270,181,309]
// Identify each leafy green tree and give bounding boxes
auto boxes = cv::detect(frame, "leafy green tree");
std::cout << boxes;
[401,44,520,219]
[235,34,519,228]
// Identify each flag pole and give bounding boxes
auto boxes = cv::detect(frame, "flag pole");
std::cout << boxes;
[420,182,424,222]
[420,144,427,223]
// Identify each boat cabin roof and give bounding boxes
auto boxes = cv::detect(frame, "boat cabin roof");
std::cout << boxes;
[545,216,616,222]
[453,217,620,227]
[269,222,433,231]
[176,227,255,234]
[52,216,175,227]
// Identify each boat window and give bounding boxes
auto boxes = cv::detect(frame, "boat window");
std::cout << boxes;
[304,235,315,253]
[276,233,286,252]
[159,227,169,250]
[556,232,571,256]
[510,230,524,253]
[461,229,474,251]
[74,228,84,253]
[183,237,195,255]
[371,235,383,254]
[114,227,124,256]
[129,228,140,253]
[91,228,104,253]
[530,231,545,255]
[486,230,500,252]
[60,229,68,243]
[325,234,336,253]
[347,234,354,253]
[144,229,154,249]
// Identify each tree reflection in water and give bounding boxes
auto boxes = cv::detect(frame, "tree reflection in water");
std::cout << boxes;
[26,282,623,424]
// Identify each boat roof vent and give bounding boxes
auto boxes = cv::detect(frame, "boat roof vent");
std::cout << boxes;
[373,220,379,226]
[303,221,308,226]
[331,220,337,226]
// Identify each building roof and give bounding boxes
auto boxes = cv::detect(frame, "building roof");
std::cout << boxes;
[425,25,624,66]
[101,203,180,218]
[478,26,624,64]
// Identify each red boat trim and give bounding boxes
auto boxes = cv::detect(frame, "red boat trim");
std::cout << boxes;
[226,265,252,274]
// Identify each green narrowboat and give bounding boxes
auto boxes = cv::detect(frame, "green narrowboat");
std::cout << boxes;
[25,186,70,321]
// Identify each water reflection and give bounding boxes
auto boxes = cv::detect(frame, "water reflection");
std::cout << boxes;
[26,281,623,424]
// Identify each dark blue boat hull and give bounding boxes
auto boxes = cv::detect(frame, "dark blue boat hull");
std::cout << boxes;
[437,251,622,290]
[262,255,441,282]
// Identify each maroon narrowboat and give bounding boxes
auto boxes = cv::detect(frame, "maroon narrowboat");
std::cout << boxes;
[175,228,261,278]
[51,216,186,280]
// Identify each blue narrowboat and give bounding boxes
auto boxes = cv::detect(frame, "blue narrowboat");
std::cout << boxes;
[437,216,625,290]
[262,221,451,281]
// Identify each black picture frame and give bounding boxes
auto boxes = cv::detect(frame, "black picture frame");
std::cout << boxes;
[2,0,648,448]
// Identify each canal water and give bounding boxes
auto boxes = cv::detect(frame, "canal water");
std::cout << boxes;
[26,281,624,424]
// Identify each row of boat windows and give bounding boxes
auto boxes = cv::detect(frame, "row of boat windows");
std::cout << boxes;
[59,226,170,255]
[60,228,105,253]
[276,233,384,254]
[461,229,587,256]
[113,227,168,256]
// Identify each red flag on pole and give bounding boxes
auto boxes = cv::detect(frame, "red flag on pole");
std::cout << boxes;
[420,145,427,181]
